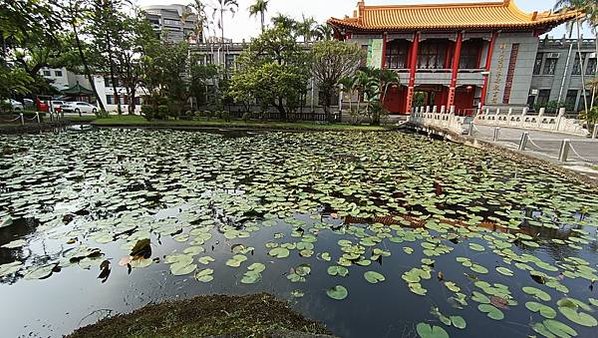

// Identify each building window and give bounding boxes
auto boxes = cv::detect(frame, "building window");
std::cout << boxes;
[537,89,551,107]
[459,41,482,69]
[54,70,63,77]
[43,70,51,77]
[105,78,120,87]
[586,58,596,76]
[572,53,585,75]
[417,41,448,69]
[565,90,578,111]
[533,53,543,75]
[225,54,236,70]
[106,95,114,104]
[163,19,181,27]
[543,58,558,75]
[385,40,409,69]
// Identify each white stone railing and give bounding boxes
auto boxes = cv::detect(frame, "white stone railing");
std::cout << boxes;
[474,107,589,137]
[409,107,471,135]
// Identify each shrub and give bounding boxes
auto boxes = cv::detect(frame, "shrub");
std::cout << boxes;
[157,105,170,120]
[141,105,155,120]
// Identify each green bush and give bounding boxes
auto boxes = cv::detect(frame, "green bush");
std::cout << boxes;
[141,105,155,120]
[157,105,170,120]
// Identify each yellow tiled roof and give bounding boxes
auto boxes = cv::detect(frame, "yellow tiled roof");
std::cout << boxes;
[328,0,579,31]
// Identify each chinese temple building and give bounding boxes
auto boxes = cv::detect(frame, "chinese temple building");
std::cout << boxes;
[328,0,579,115]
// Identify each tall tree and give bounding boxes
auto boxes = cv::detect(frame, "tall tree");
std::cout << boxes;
[249,0,269,33]
[229,25,309,119]
[88,0,130,114]
[0,0,65,101]
[555,0,590,115]
[314,24,334,41]
[311,40,364,121]
[62,0,107,112]
[213,0,238,64]
[297,16,317,42]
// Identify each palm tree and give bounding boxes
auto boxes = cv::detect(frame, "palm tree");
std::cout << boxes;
[212,0,238,63]
[555,0,590,115]
[271,14,297,32]
[338,76,356,114]
[185,1,210,46]
[583,2,598,109]
[379,69,400,104]
[298,15,317,42]
[314,24,333,41]
[249,0,269,33]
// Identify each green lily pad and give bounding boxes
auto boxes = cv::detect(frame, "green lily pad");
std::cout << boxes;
[526,301,557,319]
[415,323,449,338]
[326,285,348,300]
[268,247,290,259]
[170,262,197,276]
[364,271,385,284]
[478,304,505,320]
[327,265,349,277]
[195,268,214,283]
[523,286,551,302]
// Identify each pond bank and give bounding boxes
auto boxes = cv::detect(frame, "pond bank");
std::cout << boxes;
[67,293,333,338]
[404,122,598,187]
[0,121,73,134]
[90,115,393,132]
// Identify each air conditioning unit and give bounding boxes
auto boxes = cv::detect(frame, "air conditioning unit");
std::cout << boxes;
[547,53,560,58]
[589,53,597,58]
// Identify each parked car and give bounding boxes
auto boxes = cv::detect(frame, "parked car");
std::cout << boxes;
[3,99,24,111]
[62,101,98,115]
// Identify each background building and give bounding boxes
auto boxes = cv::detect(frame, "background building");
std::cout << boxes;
[140,4,199,43]
[328,0,578,115]
[531,37,597,114]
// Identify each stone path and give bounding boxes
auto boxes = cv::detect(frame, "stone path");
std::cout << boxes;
[471,124,598,178]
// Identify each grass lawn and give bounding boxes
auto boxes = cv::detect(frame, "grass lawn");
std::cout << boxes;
[63,115,98,123]
[91,114,390,131]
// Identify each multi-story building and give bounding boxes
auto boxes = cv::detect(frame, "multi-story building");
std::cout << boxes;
[328,0,578,115]
[531,37,597,113]
[140,4,199,43]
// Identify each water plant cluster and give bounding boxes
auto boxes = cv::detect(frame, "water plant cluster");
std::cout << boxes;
[0,129,597,337]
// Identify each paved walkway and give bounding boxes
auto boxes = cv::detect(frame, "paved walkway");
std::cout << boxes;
[471,125,598,177]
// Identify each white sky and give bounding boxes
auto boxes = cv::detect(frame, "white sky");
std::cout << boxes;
[135,0,591,41]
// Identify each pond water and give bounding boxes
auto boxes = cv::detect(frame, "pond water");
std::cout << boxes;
[1,129,597,338]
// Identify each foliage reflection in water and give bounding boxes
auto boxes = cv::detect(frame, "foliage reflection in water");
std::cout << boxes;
[0,129,597,338]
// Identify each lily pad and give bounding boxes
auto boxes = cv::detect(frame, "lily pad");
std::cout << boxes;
[364,271,385,284]
[326,285,348,300]
[415,323,449,338]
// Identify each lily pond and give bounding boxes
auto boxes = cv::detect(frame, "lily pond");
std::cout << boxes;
[1,128,598,338]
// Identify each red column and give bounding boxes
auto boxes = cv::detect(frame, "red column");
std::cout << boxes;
[447,32,463,110]
[405,32,420,114]
[381,32,387,69]
[480,32,498,108]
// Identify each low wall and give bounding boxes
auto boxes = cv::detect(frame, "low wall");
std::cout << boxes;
[408,111,472,135]
[474,107,589,137]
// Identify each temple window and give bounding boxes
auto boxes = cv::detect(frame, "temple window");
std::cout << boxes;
[385,40,409,69]
[417,40,448,69]
[459,40,482,69]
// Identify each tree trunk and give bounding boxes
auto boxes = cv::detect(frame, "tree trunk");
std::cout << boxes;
[220,6,225,65]
[71,20,106,112]
[260,12,265,32]
[593,26,598,110]
[577,19,589,116]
